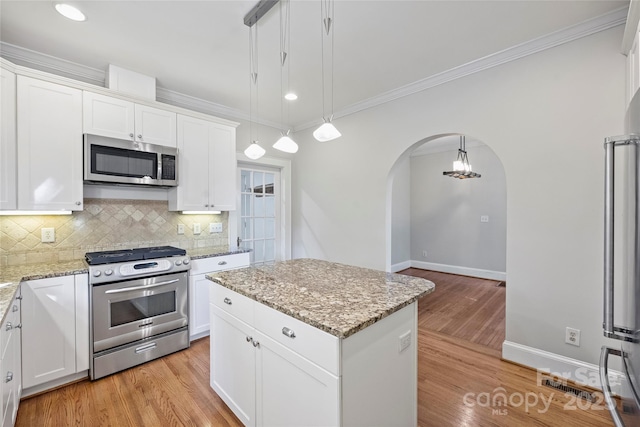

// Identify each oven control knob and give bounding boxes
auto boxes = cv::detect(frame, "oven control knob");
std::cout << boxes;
[175,260,182,266]
[93,270,101,277]
[104,269,113,276]
[183,258,190,265]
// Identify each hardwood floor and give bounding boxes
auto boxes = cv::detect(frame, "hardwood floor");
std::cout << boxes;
[16,269,614,426]
[400,268,506,351]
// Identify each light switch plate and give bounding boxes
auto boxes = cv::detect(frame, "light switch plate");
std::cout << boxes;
[209,222,223,233]
[193,223,201,235]
[177,224,185,235]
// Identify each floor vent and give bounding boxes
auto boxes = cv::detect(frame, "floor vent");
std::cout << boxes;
[542,379,596,402]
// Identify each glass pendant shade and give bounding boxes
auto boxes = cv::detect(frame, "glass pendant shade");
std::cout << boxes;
[244,141,266,160]
[273,134,298,153]
[313,121,341,142]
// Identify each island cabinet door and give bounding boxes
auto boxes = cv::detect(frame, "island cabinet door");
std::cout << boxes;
[209,304,256,427]
[254,331,340,427]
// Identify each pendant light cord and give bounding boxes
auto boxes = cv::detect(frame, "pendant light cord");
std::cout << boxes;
[249,24,259,143]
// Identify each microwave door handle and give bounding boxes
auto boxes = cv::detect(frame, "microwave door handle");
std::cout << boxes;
[104,278,180,294]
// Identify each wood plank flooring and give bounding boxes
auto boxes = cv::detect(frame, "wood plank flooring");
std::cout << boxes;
[16,269,614,426]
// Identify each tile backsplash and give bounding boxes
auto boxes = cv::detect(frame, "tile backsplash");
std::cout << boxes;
[0,198,229,266]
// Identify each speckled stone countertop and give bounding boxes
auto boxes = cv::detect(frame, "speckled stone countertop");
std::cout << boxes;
[187,246,251,260]
[0,260,89,324]
[208,258,435,339]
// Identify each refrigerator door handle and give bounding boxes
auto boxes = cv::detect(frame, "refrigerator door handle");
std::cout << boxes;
[599,346,625,427]
[603,136,639,342]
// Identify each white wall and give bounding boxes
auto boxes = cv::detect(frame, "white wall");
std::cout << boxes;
[410,145,506,276]
[291,26,625,369]
[390,156,411,270]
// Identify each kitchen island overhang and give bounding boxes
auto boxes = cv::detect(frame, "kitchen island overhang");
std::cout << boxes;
[207,258,435,427]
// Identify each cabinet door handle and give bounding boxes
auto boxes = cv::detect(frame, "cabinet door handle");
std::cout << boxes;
[218,261,227,266]
[246,336,252,343]
[12,305,18,312]
[5,372,12,383]
[14,324,21,329]
[135,342,157,354]
[282,327,296,338]
[223,297,232,305]
[252,340,260,348]
[16,295,22,301]
[5,322,11,331]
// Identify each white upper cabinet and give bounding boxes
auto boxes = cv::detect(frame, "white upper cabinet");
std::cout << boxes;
[168,114,237,211]
[0,67,17,210]
[17,76,83,211]
[83,91,176,147]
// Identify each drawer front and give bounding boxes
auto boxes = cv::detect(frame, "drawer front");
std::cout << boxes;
[254,303,339,375]
[210,283,254,325]
[190,253,250,275]
[1,300,19,361]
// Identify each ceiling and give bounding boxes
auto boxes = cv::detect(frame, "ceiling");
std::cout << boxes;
[0,0,629,131]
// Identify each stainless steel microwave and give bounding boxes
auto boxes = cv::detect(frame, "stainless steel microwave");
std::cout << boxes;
[83,134,178,187]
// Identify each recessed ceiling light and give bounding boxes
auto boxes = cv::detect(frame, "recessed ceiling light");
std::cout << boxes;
[284,92,298,101]
[55,3,86,22]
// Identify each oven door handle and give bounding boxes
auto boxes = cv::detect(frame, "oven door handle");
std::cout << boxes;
[104,278,180,294]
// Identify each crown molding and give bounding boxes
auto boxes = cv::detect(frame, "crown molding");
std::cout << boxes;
[294,6,629,132]
[1,6,628,133]
[0,42,105,86]
[156,87,282,129]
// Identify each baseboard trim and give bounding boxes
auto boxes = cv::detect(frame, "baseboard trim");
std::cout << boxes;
[410,261,507,281]
[22,371,89,398]
[502,341,624,395]
[390,260,412,273]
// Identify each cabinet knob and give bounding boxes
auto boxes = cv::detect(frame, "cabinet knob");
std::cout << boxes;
[137,134,143,140]
[12,305,18,312]
[129,133,134,139]
[223,297,232,305]
[16,295,22,301]
[14,324,21,329]
[5,372,12,383]
[246,336,252,343]
[5,322,11,331]
[252,340,260,348]
[76,201,81,206]
[205,204,209,207]
[218,261,227,266]
[282,327,296,339]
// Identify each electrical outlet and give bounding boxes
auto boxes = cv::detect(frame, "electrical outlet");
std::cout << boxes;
[481,215,489,223]
[422,250,428,258]
[566,327,580,346]
[41,227,55,243]
[193,223,201,235]
[209,222,223,233]
[177,224,185,235]
[399,331,411,353]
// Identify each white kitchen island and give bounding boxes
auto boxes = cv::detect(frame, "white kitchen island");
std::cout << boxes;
[207,258,435,427]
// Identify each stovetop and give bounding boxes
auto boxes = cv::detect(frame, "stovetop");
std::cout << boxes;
[85,246,187,265]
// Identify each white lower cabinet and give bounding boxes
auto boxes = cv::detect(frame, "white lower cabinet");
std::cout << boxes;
[189,253,250,341]
[1,289,21,427]
[209,284,340,427]
[210,282,419,427]
[254,331,339,427]
[22,274,89,392]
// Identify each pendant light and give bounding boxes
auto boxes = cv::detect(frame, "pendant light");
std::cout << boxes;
[443,135,481,179]
[244,23,266,160]
[273,0,299,154]
[313,0,341,142]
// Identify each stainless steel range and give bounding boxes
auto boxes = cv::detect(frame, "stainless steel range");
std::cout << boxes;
[86,246,190,380]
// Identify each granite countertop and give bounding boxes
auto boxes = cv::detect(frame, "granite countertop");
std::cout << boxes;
[0,246,245,325]
[207,258,435,339]
[187,246,251,260]
[0,259,89,324]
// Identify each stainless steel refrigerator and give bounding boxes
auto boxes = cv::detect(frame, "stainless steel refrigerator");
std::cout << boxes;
[600,92,640,427]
